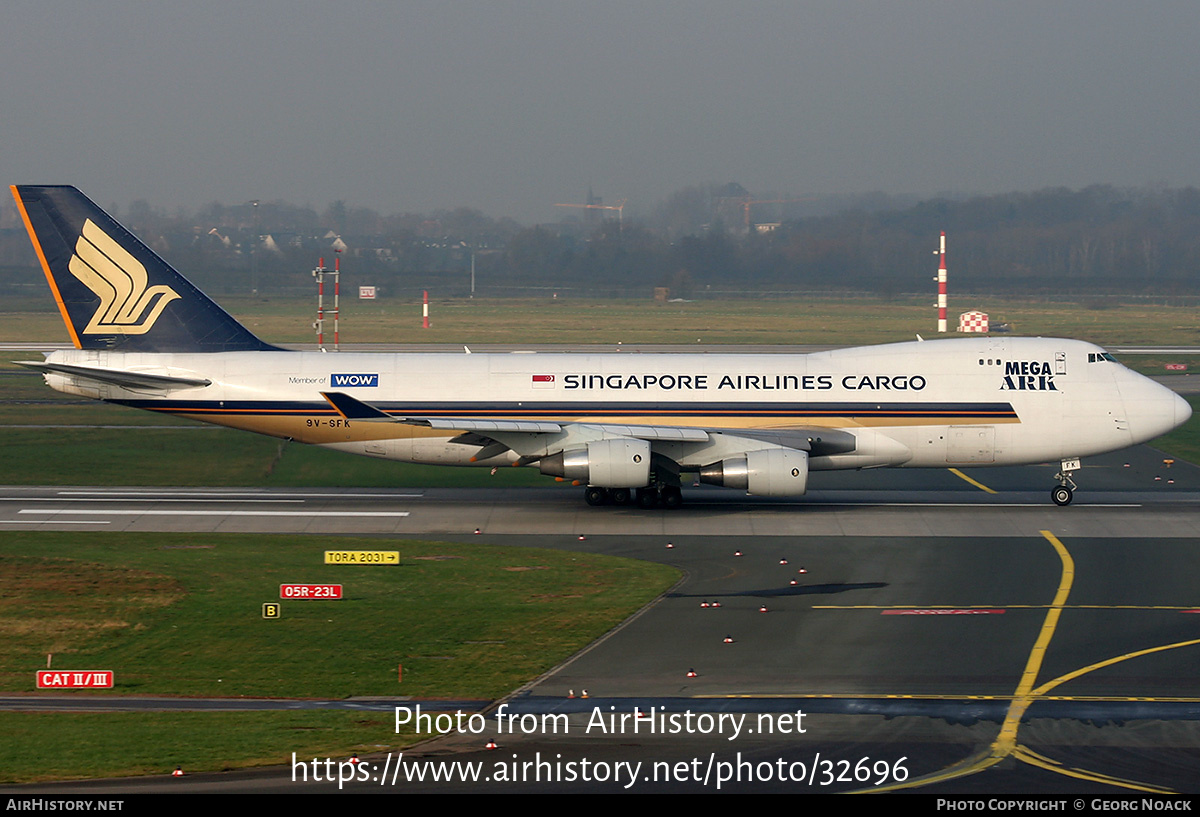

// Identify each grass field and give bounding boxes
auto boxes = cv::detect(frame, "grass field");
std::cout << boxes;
[0,532,679,782]
[4,292,1200,347]
[0,423,556,488]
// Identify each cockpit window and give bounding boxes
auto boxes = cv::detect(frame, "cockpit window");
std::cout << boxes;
[1088,352,1118,363]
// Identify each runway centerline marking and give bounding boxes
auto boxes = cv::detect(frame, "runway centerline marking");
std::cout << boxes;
[2,497,305,504]
[55,490,424,499]
[18,510,411,518]
[0,520,110,525]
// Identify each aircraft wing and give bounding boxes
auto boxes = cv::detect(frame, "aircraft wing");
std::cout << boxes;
[320,391,710,441]
[318,391,880,498]
[17,361,212,391]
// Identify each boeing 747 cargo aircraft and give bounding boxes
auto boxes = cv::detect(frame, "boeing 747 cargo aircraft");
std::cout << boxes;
[11,185,1190,507]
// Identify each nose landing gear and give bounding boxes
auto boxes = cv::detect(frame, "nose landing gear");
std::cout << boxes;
[1051,458,1080,506]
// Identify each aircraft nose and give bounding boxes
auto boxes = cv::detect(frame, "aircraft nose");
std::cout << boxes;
[1145,382,1191,440]
[1173,389,1192,429]
[1123,376,1191,443]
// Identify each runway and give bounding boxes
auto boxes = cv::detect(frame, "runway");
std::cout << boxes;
[3,445,1200,793]
[2,444,1198,538]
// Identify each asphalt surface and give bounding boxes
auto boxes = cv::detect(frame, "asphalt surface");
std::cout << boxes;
[2,442,1200,794]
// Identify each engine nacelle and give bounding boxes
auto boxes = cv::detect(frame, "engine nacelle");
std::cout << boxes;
[539,438,652,488]
[699,448,809,496]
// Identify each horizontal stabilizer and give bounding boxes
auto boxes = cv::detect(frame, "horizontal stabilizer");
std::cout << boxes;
[18,361,211,391]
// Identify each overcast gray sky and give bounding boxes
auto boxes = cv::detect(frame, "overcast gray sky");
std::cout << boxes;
[5,1,1199,223]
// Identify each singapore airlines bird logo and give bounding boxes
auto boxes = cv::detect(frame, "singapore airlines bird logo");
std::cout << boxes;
[69,219,180,334]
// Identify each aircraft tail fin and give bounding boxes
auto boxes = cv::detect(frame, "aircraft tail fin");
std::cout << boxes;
[10,185,278,352]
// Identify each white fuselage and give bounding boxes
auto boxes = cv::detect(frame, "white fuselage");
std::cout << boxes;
[41,336,1189,476]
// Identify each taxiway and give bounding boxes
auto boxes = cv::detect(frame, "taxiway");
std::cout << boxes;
[3,443,1199,793]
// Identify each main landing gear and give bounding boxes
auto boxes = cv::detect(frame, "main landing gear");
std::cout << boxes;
[584,485,683,509]
[1051,458,1080,506]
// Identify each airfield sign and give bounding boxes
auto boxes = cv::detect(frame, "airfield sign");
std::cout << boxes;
[37,670,114,688]
[324,550,399,565]
[281,583,344,599]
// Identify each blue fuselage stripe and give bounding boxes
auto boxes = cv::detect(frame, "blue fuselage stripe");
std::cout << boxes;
[114,399,1019,420]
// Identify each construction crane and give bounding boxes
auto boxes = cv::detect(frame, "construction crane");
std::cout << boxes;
[555,198,627,226]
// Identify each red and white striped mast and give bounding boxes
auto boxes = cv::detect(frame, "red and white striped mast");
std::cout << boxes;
[313,256,341,350]
[314,257,326,348]
[332,255,340,350]
[935,232,947,333]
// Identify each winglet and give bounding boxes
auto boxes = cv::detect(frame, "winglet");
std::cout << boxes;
[321,391,396,421]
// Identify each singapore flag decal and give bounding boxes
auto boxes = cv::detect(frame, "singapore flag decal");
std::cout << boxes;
[531,374,555,389]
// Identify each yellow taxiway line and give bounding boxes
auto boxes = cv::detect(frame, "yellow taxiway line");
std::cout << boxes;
[948,467,998,493]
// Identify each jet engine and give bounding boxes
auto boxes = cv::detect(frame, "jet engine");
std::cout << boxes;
[539,438,652,487]
[699,448,809,496]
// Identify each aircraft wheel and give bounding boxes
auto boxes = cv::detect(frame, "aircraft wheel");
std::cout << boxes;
[610,488,632,505]
[636,488,659,509]
[1051,485,1073,506]
[661,486,683,509]
[584,486,609,506]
